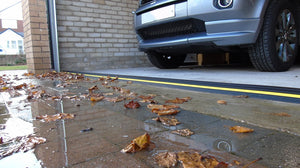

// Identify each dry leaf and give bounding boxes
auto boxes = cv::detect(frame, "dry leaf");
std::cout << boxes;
[23,72,34,76]
[230,126,254,133]
[154,152,177,168]
[104,97,125,103]
[13,83,27,90]
[165,97,191,104]
[147,104,179,110]
[177,152,228,168]
[51,96,62,100]
[152,109,180,116]
[139,95,157,103]
[1,86,9,91]
[124,101,141,109]
[233,160,241,165]
[88,85,98,93]
[36,113,75,122]
[90,96,105,102]
[153,117,180,126]
[177,152,204,168]
[111,76,118,82]
[121,133,150,153]
[271,112,291,117]
[120,88,131,94]
[233,95,249,98]
[217,100,227,105]
[171,129,194,137]
[202,155,222,168]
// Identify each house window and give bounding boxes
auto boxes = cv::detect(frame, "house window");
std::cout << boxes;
[11,41,17,49]
[7,41,10,48]
[18,40,23,47]
[18,40,24,54]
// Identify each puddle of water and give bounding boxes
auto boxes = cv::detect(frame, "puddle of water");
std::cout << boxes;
[0,150,41,168]
[0,71,42,167]
[0,71,298,168]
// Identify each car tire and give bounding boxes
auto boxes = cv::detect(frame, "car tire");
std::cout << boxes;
[147,52,186,69]
[249,0,299,72]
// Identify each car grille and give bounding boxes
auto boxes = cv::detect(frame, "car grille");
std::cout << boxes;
[137,19,206,40]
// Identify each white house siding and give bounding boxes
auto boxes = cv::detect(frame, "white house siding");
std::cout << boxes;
[0,29,24,55]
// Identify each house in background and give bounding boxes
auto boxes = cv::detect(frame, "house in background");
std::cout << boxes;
[0,28,24,55]
[0,0,24,55]
[0,19,24,55]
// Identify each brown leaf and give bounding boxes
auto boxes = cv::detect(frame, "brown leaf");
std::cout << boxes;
[271,112,291,117]
[154,152,177,168]
[177,152,204,168]
[23,72,35,76]
[217,100,227,105]
[124,101,141,109]
[90,96,105,102]
[233,160,241,165]
[147,104,179,110]
[171,129,194,137]
[120,88,131,94]
[88,85,98,94]
[230,126,254,133]
[139,95,157,103]
[165,97,191,104]
[202,155,223,168]
[121,133,151,153]
[51,96,62,100]
[177,152,228,168]
[104,96,125,103]
[153,117,180,126]
[13,83,27,90]
[153,109,180,116]
[233,95,249,98]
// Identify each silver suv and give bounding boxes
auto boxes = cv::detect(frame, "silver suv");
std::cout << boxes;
[134,0,300,71]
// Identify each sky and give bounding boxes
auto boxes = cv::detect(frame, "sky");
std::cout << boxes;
[0,0,23,20]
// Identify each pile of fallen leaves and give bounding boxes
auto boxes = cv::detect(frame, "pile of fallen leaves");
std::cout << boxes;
[154,151,228,168]
[0,135,46,158]
[146,98,195,137]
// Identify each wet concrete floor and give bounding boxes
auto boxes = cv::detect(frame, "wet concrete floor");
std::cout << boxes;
[0,70,299,168]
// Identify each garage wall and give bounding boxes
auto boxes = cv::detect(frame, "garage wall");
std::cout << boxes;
[56,0,151,71]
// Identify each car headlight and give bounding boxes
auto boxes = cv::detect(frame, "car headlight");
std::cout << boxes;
[214,0,233,9]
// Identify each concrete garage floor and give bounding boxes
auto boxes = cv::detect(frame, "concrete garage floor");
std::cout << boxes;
[0,69,299,168]
[84,65,300,88]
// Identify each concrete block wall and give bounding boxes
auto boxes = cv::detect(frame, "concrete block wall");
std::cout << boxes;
[56,0,151,71]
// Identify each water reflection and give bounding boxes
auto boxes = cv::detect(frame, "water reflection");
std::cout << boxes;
[0,103,40,167]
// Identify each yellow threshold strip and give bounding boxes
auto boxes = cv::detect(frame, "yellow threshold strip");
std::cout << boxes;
[83,73,300,99]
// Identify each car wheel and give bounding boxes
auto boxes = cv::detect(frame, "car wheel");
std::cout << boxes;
[249,0,299,72]
[147,52,186,69]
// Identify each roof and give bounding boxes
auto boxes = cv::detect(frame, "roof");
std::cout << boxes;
[0,28,24,37]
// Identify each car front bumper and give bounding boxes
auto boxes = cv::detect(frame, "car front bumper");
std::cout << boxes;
[135,0,268,51]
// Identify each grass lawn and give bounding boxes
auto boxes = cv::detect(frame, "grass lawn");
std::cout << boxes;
[0,65,27,71]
